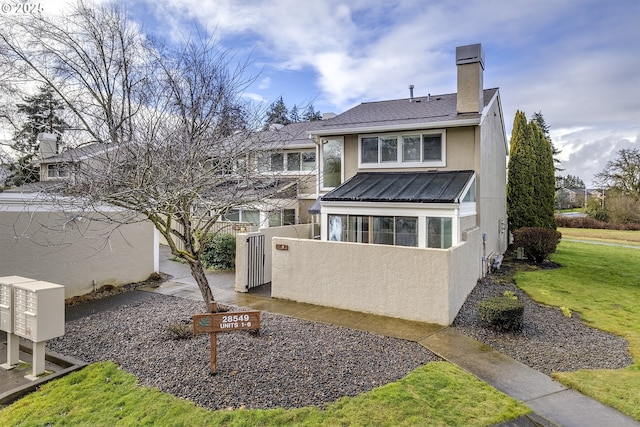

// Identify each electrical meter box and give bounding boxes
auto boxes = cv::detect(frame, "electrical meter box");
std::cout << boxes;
[12,280,65,342]
[0,276,37,334]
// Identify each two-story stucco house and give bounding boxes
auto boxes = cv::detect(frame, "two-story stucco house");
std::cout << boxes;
[263,43,508,325]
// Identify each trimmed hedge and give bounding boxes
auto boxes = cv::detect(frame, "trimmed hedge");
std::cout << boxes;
[555,215,640,230]
[478,296,524,332]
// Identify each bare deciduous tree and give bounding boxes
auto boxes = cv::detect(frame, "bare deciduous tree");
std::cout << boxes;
[0,1,291,307]
[595,148,640,200]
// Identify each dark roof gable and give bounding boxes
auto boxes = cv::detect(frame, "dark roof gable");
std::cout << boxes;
[311,88,498,134]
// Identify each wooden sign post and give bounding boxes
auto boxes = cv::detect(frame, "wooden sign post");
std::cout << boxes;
[193,304,260,374]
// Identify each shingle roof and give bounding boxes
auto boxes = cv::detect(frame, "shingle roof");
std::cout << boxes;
[311,88,498,134]
[322,170,475,204]
[255,121,325,150]
[37,143,113,164]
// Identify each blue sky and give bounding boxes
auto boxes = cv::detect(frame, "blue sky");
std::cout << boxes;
[37,1,640,186]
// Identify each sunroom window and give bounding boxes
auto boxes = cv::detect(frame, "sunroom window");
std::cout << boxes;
[462,177,476,202]
[426,217,452,249]
[328,214,418,247]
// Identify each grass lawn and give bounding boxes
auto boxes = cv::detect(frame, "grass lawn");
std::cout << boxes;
[559,227,640,246]
[0,361,529,426]
[514,238,640,421]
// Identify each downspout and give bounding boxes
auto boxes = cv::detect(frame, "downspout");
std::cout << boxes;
[481,232,487,277]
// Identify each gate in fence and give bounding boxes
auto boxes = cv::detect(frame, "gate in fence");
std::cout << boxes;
[246,234,265,290]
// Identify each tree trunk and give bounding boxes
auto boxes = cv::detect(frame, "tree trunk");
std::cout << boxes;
[188,258,215,307]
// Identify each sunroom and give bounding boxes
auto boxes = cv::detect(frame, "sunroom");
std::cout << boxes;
[319,170,476,249]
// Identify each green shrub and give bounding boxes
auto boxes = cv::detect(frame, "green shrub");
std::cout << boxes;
[512,226,561,263]
[503,290,518,300]
[201,233,236,270]
[585,198,609,222]
[478,296,524,332]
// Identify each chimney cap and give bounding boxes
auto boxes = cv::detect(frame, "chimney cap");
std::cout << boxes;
[456,43,484,69]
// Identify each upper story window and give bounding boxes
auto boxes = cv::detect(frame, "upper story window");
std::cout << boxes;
[258,150,316,173]
[47,164,69,179]
[321,138,343,189]
[359,130,446,168]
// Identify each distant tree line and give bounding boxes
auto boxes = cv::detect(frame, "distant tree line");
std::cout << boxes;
[556,174,585,190]
[264,96,322,128]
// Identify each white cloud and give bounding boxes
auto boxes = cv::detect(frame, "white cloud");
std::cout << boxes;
[257,77,271,90]
[26,0,637,187]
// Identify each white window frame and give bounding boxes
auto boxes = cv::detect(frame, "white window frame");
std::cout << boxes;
[320,137,344,191]
[268,208,297,227]
[321,202,462,249]
[358,130,446,168]
[46,164,69,179]
[258,150,316,174]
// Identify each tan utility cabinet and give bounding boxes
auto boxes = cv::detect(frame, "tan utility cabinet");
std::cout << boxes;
[1,276,39,334]
[11,280,65,379]
[0,276,37,370]
[13,281,65,342]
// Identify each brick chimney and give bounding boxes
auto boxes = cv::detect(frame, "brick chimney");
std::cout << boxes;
[38,132,58,159]
[456,43,484,114]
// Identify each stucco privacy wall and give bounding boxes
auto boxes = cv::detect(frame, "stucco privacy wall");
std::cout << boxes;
[235,224,312,292]
[448,227,483,322]
[271,227,481,325]
[0,197,156,298]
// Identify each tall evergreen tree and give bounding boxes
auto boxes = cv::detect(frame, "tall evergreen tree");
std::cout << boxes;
[303,103,322,121]
[531,111,562,171]
[265,96,290,127]
[13,85,68,153]
[5,85,69,187]
[289,104,300,123]
[530,121,557,229]
[507,110,536,231]
[508,111,557,232]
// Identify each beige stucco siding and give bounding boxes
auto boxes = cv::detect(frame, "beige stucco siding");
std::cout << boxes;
[478,93,508,258]
[343,135,359,180]
[342,128,476,176]
[235,224,312,291]
[271,227,481,325]
[444,127,476,170]
[0,205,156,298]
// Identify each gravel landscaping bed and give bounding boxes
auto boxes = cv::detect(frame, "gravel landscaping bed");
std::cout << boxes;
[452,266,633,375]
[47,261,634,411]
[48,294,438,410]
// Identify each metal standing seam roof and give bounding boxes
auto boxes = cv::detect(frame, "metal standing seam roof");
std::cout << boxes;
[321,171,475,204]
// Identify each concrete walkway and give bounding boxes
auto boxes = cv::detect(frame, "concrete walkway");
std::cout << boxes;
[144,247,640,427]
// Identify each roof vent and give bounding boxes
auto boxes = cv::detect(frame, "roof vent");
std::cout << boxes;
[408,85,414,102]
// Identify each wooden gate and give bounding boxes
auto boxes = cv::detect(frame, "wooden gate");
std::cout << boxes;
[246,234,265,289]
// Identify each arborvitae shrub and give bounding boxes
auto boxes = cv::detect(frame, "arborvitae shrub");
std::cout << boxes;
[478,296,524,332]
[512,227,561,263]
[201,233,236,270]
